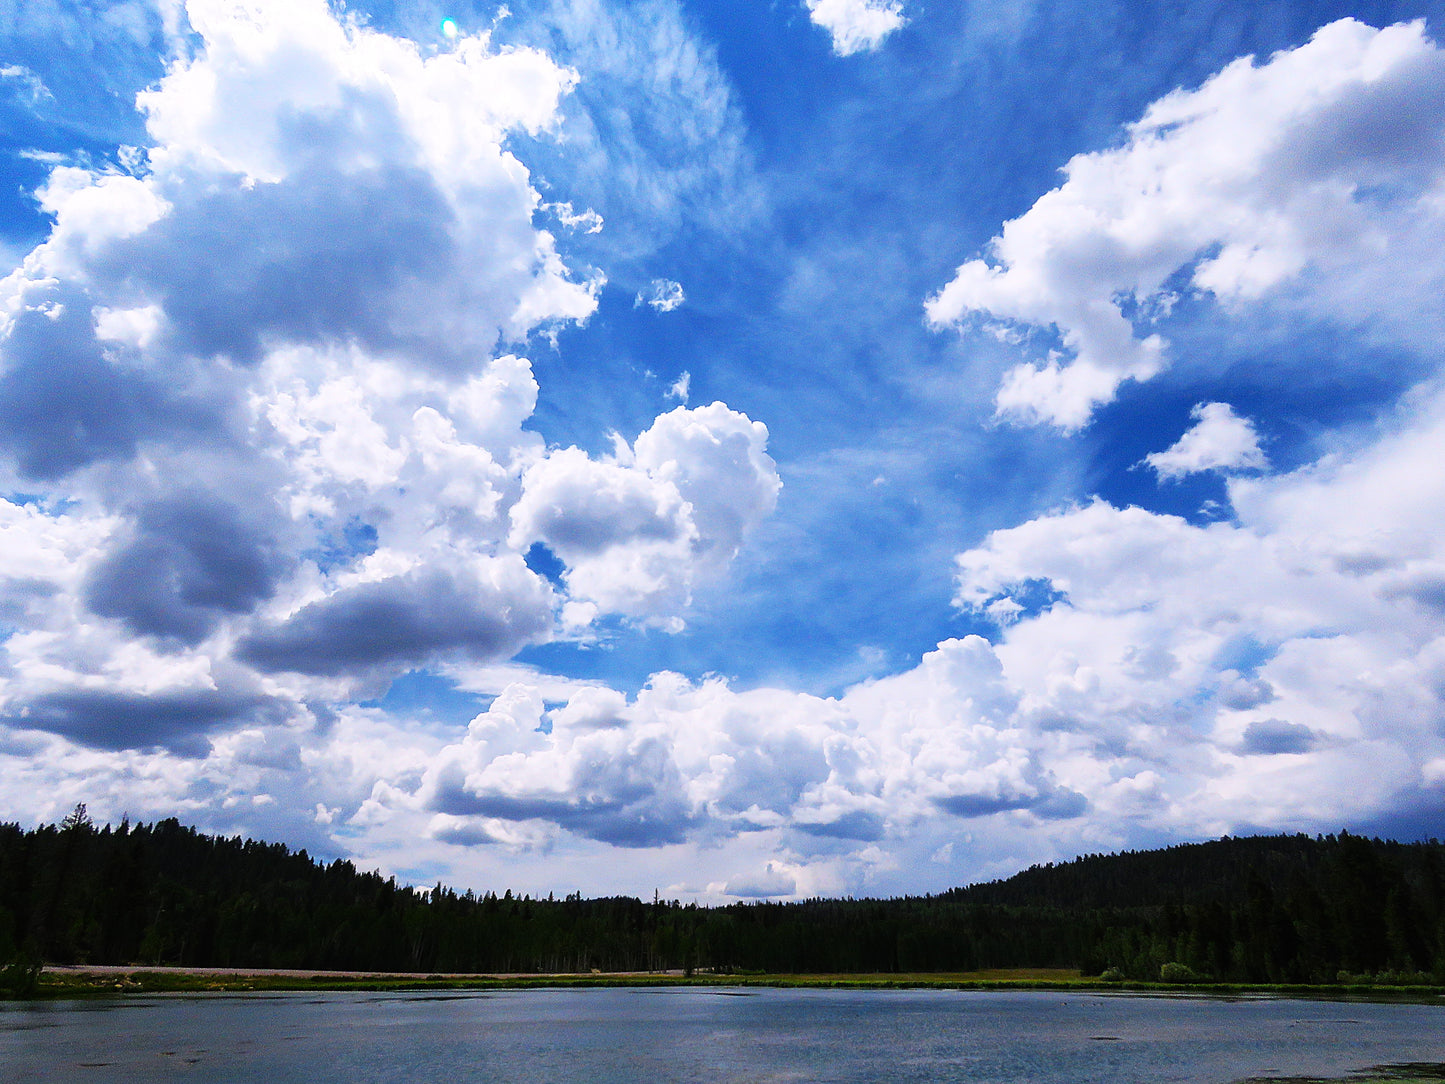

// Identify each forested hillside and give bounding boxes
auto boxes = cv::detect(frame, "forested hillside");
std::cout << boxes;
[2,810,1442,984]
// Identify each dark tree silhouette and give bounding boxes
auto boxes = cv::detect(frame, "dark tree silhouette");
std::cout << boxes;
[1,818,1441,983]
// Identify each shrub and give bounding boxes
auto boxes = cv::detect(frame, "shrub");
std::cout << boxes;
[1159,961,1200,984]
[0,955,41,998]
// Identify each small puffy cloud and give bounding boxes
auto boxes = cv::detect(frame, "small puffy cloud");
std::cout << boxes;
[1144,402,1267,480]
[926,19,1445,429]
[804,0,905,57]
[508,447,699,618]
[635,278,685,313]
[632,403,782,567]
[665,371,690,403]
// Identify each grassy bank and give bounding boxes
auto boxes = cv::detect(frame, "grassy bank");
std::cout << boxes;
[12,966,1445,1001]
[1239,1069,1445,1084]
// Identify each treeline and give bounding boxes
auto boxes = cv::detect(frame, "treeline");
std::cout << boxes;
[2,810,1443,984]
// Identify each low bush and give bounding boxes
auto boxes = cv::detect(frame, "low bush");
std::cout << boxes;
[1159,961,1200,984]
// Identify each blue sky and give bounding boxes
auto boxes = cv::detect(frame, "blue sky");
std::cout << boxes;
[2,0,1445,900]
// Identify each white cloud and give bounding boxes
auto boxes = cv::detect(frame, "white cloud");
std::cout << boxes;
[635,278,686,312]
[804,0,905,57]
[13,367,1445,889]
[295,380,1443,886]
[725,863,797,898]
[952,385,1445,834]
[120,0,599,365]
[632,403,783,567]
[1144,402,1267,480]
[0,63,53,105]
[926,19,1445,429]
[0,0,776,757]
[506,0,762,260]
[7,3,1444,904]
[509,403,780,622]
[665,371,690,403]
[542,200,604,234]
[13,359,1434,894]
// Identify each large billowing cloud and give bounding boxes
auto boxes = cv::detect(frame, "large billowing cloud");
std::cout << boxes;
[0,0,776,761]
[140,375,1442,890]
[954,385,1445,833]
[3,6,1444,903]
[362,389,1445,885]
[5,381,1443,892]
[926,18,1445,429]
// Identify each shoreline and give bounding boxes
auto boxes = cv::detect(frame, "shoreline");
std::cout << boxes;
[13,965,1445,1002]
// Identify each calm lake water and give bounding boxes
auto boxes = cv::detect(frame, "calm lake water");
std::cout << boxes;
[2,987,1443,1084]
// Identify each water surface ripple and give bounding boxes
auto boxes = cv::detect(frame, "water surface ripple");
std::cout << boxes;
[2,987,1443,1083]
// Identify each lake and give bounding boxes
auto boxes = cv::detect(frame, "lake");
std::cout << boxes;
[2,987,1443,1083]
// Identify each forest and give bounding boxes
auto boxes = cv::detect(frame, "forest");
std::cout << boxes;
[2,808,1442,988]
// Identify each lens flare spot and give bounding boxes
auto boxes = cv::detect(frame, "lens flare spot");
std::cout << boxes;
[440,18,458,39]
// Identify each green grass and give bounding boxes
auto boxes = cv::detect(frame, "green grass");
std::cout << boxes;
[15,966,1445,1001]
[1237,1067,1445,1084]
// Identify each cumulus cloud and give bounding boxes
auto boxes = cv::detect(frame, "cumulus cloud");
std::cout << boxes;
[0,284,216,481]
[397,632,1081,880]
[1144,402,1267,480]
[85,490,290,645]
[12,380,1445,890]
[509,403,780,622]
[338,374,1439,883]
[400,374,1433,876]
[8,3,1444,905]
[805,0,905,56]
[237,561,555,677]
[952,385,1445,834]
[0,0,776,762]
[926,19,1445,429]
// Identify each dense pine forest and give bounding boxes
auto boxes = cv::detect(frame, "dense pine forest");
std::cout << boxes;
[3,808,1443,988]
